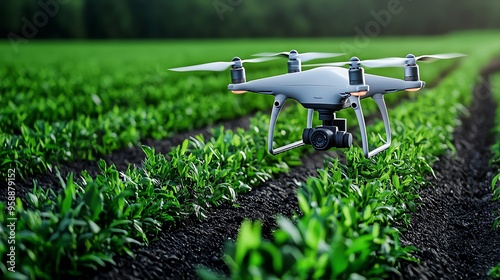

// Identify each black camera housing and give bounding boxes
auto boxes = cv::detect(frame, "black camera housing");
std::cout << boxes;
[303,125,353,151]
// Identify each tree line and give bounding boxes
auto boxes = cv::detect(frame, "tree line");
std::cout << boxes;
[1,0,500,39]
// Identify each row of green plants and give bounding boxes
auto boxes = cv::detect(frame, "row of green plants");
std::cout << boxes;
[489,74,500,278]
[0,35,487,278]
[0,93,325,279]
[0,67,278,178]
[0,35,469,179]
[202,48,500,279]
[0,58,449,279]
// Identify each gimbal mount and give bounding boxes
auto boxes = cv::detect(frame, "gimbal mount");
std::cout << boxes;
[267,92,392,158]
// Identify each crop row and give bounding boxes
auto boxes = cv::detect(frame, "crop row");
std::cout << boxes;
[201,47,500,279]
[0,75,413,278]
[0,66,278,178]
[0,35,490,279]
[0,34,470,179]
[0,56,454,279]
[489,74,500,278]
[0,56,469,279]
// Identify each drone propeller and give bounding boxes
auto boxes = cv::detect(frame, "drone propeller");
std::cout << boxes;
[253,50,344,62]
[169,56,276,72]
[358,53,466,68]
[304,53,465,68]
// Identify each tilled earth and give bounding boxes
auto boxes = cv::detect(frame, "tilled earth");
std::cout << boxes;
[3,62,500,279]
[85,151,329,280]
[398,60,500,279]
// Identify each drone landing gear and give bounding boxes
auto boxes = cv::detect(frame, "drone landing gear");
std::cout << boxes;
[267,95,352,155]
[268,94,307,155]
[349,93,392,158]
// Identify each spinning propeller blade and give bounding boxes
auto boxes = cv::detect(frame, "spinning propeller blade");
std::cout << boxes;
[304,53,465,68]
[169,57,275,72]
[303,61,351,68]
[253,50,345,62]
[415,53,466,62]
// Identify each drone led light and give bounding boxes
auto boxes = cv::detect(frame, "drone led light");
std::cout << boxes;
[350,90,367,97]
[405,87,421,92]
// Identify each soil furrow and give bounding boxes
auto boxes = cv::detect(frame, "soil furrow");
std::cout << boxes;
[0,114,253,203]
[399,60,500,279]
[86,69,457,280]
[85,151,328,280]
[1,65,455,279]
[2,63,457,204]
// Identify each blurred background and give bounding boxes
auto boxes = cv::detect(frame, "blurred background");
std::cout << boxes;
[1,0,500,39]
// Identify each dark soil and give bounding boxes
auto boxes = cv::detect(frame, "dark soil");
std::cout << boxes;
[398,60,500,279]
[0,115,252,203]
[82,64,459,280]
[85,150,332,280]
[2,62,484,280]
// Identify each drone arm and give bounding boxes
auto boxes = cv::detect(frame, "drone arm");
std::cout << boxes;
[268,94,305,155]
[349,93,391,158]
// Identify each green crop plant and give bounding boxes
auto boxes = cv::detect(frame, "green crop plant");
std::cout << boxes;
[205,44,500,279]
[0,33,484,178]
[1,77,419,279]
[0,105,310,279]
[491,74,500,194]
[1,32,499,279]
[0,170,144,279]
[207,166,415,280]
[489,73,500,279]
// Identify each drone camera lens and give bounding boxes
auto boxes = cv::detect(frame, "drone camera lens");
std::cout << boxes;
[305,127,351,151]
[311,130,329,150]
[308,127,336,150]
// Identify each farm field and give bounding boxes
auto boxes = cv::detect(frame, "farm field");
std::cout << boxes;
[1,31,500,279]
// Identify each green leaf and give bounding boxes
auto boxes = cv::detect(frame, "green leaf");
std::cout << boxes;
[331,237,348,277]
[392,174,400,189]
[277,218,302,246]
[342,206,352,228]
[180,139,189,155]
[492,172,500,190]
[88,220,100,234]
[363,205,372,221]
[79,254,106,267]
[235,221,262,264]
[4,271,29,280]
[83,183,103,220]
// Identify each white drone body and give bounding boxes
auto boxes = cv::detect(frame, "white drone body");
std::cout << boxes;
[170,51,463,158]
[229,67,424,157]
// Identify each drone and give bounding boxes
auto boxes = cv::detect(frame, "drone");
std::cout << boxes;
[170,50,464,158]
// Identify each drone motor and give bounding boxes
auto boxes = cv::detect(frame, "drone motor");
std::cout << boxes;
[287,50,301,73]
[230,57,246,84]
[404,54,420,81]
[348,57,365,85]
